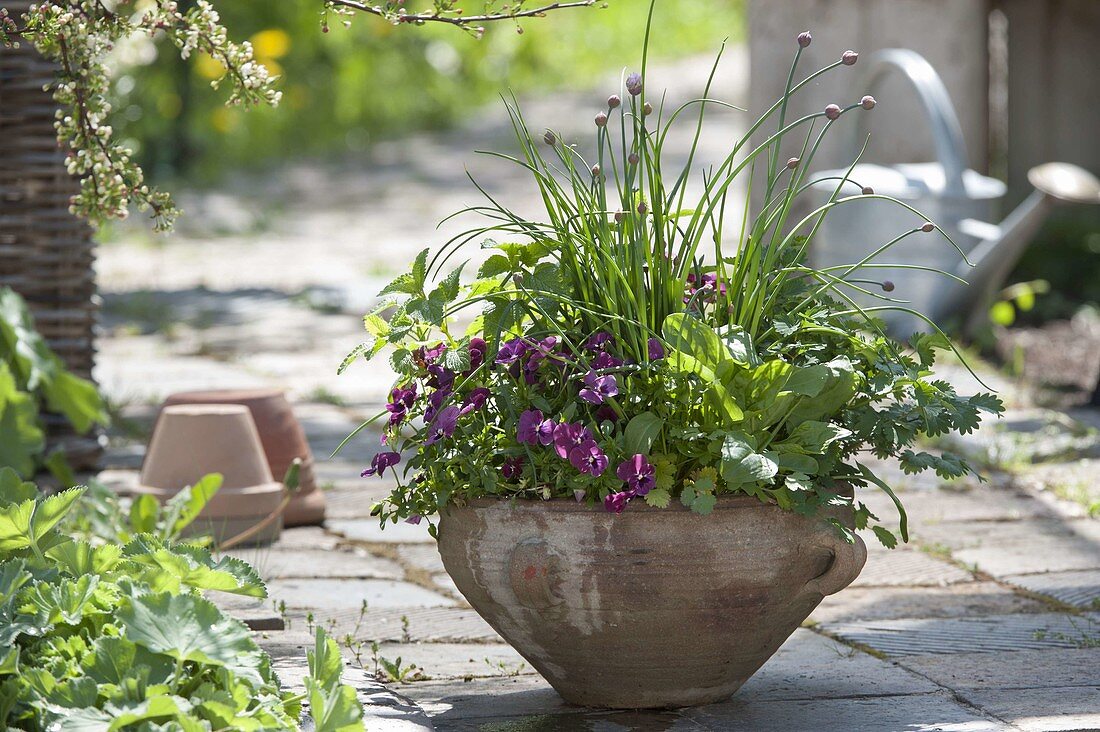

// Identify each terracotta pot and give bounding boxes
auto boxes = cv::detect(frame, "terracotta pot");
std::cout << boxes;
[161,389,324,527]
[138,404,284,545]
[437,495,866,709]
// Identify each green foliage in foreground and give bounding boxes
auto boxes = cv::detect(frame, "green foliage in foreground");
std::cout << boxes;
[0,288,108,479]
[0,468,364,731]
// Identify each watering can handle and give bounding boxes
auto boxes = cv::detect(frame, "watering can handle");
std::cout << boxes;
[851,48,969,196]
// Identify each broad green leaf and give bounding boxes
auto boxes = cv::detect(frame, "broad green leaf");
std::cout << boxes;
[872,525,899,549]
[123,535,266,598]
[106,695,193,731]
[21,574,99,626]
[623,412,663,457]
[118,592,261,676]
[307,628,364,731]
[716,325,761,367]
[441,344,470,373]
[0,363,45,478]
[86,636,173,687]
[0,487,85,553]
[690,493,717,515]
[164,474,223,538]
[128,494,159,535]
[784,365,828,398]
[477,254,512,279]
[720,433,777,488]
[774,450,819,474]
[643,488,671,508]
[42,371,106,435]
[431,262,466,304]
[0,647,16,676]
[662,313,727,373]
[0,467,36,505]
[787,358,858,426]
[783,421,851,453]
[337,342,373,375]
[48,540,121,577]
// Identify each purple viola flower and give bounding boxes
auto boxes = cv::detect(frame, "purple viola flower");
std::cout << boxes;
[584,332,614,352]
[405,515,423,525]
[495,338,529,366]
[647,337,665,360]
[416,342,445,367]
[385,384,418,426]
[463,387,491,412]
[579,370,619,405]
[517,409,545,445]
[553,422,593,459]
[604,490,633,514]
[467,338,487,371]
[426,363,455,390]
[569,442,609,477]
[616,454,656,496]
[425,387,452,423]
[361,451,400,478]
[592,351,624,370]
[426,405,461,445]
[501,456,525,480]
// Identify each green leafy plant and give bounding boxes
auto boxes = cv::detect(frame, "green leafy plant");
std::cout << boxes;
[0,288,108,478]
[343,5,1005,549]
[0,467,365,730]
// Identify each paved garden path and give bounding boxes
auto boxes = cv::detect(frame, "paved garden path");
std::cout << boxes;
[93,51,1100,732]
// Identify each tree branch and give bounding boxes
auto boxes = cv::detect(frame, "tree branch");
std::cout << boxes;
[326,0,596,28]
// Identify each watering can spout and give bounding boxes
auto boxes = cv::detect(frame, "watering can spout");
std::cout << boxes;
[951,163,1100,322]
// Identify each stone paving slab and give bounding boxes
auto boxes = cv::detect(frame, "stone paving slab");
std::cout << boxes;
[398,545,448,575]
[292,606,501,644]
[1002,570,1100,610]
[407,677,1006,732]
[942,407,1100,468]
[208,591,284,631]
[373,643,530,681]
[821,612,1100,657]
[268,578,456,611]
[225,546,404,580]
[811,583,1050,624]
[324,481,396,519]
[268,526,342,551]
[686,693,1008,732]
[897,647,1100,690]
[915,518,1100,576]
[329,518,436,545]
[957,687,1100,732]
[860,482,1057,529]
[852,547,976,587]
[1017,459,1100,518]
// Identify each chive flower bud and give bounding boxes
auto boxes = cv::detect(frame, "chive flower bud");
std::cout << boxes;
[862,185,874,195]
[628,152,639,165]
[921,222,936,233]
[797,31,812,48]
[595,111,608,127]
[643,102,653,116]
[637,201,648,215]
[842,50,859,66]
[608,94,621,109]
[786,157,800,170]
[591,163,601,177]
[824,104,842,120]
[614,210,624,223]
[543,130,556,146]
[882,280,895,292]
[861,95,876,110]
[626,72,643,96]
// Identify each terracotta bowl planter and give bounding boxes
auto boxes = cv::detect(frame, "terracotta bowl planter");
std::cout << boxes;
[437,495,866,709]
[161,389,324,527]
[138,404,284,545]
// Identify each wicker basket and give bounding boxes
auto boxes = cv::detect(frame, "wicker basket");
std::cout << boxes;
[1,7,104,469]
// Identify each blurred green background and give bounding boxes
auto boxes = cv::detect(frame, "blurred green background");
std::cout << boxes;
[112,0,744,184]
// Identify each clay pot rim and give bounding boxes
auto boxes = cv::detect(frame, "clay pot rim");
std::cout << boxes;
[163,388,288,403]
[133,480,285,498]
[449,494,775,514]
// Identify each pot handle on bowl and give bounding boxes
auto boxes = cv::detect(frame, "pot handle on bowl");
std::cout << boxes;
[802,532,868,597]
[508,538,563,610]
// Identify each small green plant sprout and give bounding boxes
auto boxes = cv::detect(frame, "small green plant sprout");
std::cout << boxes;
[485,657,529,677]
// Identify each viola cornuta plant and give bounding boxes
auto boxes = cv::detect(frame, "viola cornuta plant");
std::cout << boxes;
[344,21,1004,548]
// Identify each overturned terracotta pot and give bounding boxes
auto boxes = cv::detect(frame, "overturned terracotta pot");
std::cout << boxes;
[161,389,324,527]
[138,404,284,545]
[437,496,866,709]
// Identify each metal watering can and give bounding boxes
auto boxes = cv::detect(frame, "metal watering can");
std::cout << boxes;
[810,48,1100,336]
